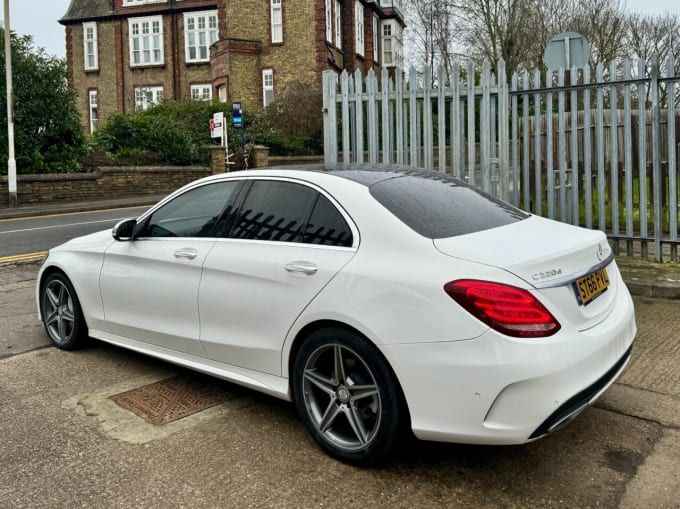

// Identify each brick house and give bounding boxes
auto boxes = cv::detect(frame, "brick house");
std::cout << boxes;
[60,0,405,133]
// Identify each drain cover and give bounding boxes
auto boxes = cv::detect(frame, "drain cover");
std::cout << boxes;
[110,375,233,425]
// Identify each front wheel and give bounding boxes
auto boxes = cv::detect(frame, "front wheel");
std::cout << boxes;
[40,272,87,350]
[292,328,405,465]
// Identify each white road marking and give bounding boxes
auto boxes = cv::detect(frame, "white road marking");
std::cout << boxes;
[0,217,128,235]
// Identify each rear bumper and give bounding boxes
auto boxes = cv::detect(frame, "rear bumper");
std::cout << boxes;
[379,290,636,445]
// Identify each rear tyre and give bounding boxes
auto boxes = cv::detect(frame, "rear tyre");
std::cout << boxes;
[40,273,87,350]
[293,328,404,465]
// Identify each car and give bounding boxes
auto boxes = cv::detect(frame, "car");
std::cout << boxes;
[37,165,636,465]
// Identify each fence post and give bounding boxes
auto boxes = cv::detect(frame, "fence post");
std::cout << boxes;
[467,62,476,186]
[667,56,678,261]
[438,65,446,173]
[451,62,461,179]
[322,70,337,170]
[638,58,648,258]
[395,68,404,166]
[498,59,509,202]
[651,56,662,262]
[381,67,391,165]
[583,66,593,229]
[610,61,620,239]
[481,60,491,193]
[367,69,378,164]
[409,66,419,167]
[341,70,351,166]
[354,69,364,165]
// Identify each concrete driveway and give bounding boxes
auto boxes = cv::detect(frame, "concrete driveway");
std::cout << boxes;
[1,263,679,508]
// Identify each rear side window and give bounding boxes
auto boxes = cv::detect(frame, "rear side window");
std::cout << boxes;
[304,195,353,247]
[370,174,528,239]
[230,181,317,242]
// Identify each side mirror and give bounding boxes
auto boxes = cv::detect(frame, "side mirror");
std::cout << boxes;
[112,218,137,241]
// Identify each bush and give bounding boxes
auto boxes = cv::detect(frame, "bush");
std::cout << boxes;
[247,80,323,156]
[93,83,324,167]
[0,32,86,174]
[94,101,226,166]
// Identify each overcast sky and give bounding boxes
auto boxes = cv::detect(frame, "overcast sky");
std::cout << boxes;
[1,0,679,59]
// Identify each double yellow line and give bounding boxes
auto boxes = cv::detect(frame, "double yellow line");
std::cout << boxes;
[0,251,48,265]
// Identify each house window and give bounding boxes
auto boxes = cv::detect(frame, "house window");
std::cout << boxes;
[191,84,213,101]
[135,86,164,110]
[122,0,164,6]
[88,90,98,133]
[262,69,274,108]
[184,11,218,63]
[218,85,227,103]
[83,22,98,70]
[129,16,164,67]
[325,0,332,42]
[382,22,392,65]
[372,15,378,64]
[271,0,283,44]
[355,1,364,57]
[334,0,342,49]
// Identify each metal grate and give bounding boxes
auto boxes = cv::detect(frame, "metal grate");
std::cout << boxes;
[110,375,234,425]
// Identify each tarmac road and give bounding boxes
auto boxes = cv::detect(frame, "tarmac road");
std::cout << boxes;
[1,262,679,508]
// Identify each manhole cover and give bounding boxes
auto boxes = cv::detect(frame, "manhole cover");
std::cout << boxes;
[110,375,233,425]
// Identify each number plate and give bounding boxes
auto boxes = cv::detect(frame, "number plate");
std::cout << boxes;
[573,268,610,306]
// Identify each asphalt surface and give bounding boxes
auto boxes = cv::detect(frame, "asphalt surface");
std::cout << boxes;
[0,207,150,258]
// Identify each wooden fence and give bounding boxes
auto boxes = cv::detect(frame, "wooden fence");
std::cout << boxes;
[322,56,680,261]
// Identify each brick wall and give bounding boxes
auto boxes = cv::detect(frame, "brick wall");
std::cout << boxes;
[0,167,210,207]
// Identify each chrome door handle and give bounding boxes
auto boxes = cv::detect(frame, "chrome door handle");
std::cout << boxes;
[174,248,199,260]
[285,261,318,276]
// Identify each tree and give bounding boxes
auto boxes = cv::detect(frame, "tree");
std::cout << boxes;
[627,12,680,63]
[0,30,85,174]
[459,0,538,80]
[404,0,460,85]
[452,0,626,78]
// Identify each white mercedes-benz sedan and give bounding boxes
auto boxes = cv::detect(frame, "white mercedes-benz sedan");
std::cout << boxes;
[37,166,636,465]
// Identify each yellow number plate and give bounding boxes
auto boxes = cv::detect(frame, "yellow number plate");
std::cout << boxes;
[573,268,610,305]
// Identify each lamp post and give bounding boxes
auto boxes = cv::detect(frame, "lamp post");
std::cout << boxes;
[4,0,17,207]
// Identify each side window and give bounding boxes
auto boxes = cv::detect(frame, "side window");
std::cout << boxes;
[229,181,316,242]
[139,181,240,238]
[304,195,353,247]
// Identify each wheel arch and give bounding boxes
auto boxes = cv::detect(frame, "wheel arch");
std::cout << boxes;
[286,319,411,425]
[38,265,90,332]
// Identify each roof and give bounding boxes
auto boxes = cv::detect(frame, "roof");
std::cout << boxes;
[59,0,115,24]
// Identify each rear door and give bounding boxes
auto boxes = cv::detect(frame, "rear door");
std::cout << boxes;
[100,180,242,355]
[198,179,357,375]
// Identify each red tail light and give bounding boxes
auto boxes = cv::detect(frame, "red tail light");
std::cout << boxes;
[444,280,561,338]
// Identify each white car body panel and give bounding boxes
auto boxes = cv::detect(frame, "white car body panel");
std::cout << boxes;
[100,238,216,356]
[199,239,355,375]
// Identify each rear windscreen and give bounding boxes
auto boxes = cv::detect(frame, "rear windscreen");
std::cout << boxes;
[369,174,529,239]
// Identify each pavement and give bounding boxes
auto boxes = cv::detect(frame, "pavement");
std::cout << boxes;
[2,195,680,300]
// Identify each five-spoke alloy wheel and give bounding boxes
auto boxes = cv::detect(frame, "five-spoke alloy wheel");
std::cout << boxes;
[293,328,404,465]
[40,273,86,350]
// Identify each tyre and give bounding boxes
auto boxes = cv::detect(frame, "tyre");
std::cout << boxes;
[40,272,87,350]
[292,327,405,465]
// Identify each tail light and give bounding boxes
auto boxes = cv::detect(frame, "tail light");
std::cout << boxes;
[444,280,561,338]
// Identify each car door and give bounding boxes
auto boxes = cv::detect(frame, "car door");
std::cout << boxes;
[198,179,358,375]
[100,180,242,355]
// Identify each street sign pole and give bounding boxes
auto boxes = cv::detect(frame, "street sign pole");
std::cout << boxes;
[4,0,17,207]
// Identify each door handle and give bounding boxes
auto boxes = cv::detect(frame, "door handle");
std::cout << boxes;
[174,248,199,260]
[285,261,318,276]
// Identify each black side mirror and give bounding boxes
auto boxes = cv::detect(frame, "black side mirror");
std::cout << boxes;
[112,218,137,241]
